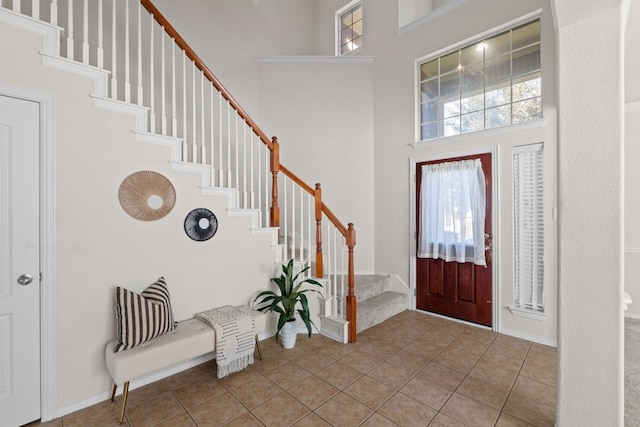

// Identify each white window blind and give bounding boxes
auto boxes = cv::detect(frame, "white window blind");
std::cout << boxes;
[513,143,544,312]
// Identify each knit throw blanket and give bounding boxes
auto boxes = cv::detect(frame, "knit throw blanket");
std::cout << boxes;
[195,305,255,378]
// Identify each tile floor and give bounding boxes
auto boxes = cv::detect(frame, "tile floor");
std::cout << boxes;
[28,310,557,426]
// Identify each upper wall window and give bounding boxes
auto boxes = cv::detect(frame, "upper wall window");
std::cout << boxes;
[418,19,541,141]
[337,1,363,56]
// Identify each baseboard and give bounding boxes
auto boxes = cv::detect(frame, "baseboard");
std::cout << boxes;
[55,353,217,418]
[499,326,557,347]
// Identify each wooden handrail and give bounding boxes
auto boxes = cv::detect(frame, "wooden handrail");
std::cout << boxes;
[140,0,273,150]
[279,164,315,195]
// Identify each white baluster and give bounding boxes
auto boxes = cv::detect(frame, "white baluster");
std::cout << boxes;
[82,0,88,64]
[299,187,304,262]
[32,0,39,20]
[160,30,166,134]
[252,132,258,216]
[191,62,197,163]
[67,0,74,60]
[264,144,272,227]
[111,0,117,99]
[249,116,254,208]
[234,116,240,191]
[97,0,103,68]
[242,126,247,208]
[200,71,206,165]
[226,103,231,186]
[182,50,187,161]
[210,84,214,180]
[124,0,131,103]
[171,40,177,137]
[148,17,155,133]
[292,182,296,260]
[218,94,223,186]
[50,0,58,27]
[307,195,312,271]
[136,1,143,105]
[283,177,288,257]
[12,0,20,13]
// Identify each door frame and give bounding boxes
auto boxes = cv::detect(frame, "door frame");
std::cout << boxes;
[1,83,57,421]
[410,145,499,330]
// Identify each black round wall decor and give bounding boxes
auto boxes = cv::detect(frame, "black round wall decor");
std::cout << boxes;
[184,208,218,241]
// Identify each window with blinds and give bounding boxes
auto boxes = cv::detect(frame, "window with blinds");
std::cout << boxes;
[513,143,544,314]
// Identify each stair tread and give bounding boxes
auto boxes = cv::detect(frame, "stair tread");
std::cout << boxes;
[356,291,408,333]
[358,291,407,308]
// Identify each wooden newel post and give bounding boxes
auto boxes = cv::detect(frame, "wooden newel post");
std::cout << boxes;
[346,223,357,343]
[270,137,280,228]
[314,183,323,278]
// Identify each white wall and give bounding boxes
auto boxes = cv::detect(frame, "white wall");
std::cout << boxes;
[626,104,640,319]
[624,1,640,319]
[1,20,276,410]
[153,0,316,123]
[553,0,626,424]
[317,0,559,343]
[256,58,376,273]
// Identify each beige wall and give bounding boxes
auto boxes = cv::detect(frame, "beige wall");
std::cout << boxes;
[1,20,276,409]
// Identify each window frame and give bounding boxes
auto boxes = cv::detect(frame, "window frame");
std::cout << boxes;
[335,0,363,56]
[414,11,543,143]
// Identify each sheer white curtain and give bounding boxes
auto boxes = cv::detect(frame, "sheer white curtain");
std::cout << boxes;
[418,159,486,266]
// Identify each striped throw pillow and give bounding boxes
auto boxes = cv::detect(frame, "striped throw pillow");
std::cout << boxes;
[114,277,176,352]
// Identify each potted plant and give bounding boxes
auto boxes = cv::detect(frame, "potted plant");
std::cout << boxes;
[254,259,322,349]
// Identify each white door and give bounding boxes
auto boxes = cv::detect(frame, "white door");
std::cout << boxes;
[0,95,41,426]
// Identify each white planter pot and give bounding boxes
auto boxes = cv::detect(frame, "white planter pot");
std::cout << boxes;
[280,319,297,349]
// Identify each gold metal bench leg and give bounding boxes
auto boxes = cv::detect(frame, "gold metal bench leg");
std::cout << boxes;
[119,382,129,424]
[110,383,117,402]
[255,335,263,361]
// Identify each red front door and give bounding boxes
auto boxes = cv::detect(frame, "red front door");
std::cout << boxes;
[415,153,493,327]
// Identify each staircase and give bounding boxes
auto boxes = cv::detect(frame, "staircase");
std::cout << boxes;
[353,275,409,333]
[0,0,409,343]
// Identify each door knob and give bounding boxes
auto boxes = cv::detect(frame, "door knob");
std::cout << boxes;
[17,274,33,286]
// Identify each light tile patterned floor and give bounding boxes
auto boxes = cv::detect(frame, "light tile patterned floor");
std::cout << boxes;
[28,310,557,426]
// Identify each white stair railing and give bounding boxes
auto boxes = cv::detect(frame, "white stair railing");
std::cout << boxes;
[1,0,359,342]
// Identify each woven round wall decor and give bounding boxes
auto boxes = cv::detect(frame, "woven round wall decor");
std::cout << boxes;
[184,208,218,241]
[118,171,176,221]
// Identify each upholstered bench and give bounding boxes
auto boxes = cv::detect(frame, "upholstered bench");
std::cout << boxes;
[105,305,266,423]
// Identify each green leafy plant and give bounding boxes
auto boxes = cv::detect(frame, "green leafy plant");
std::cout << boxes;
[254,259,322,340]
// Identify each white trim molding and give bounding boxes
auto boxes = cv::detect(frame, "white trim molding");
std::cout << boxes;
[0,83,57,422]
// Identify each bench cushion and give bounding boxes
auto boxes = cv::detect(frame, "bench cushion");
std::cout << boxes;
[105,306,266,385]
